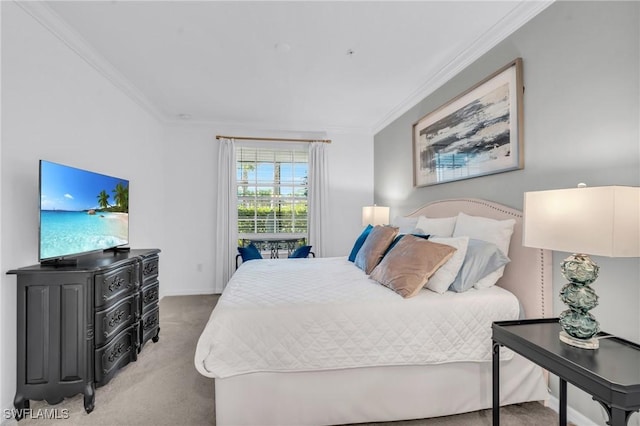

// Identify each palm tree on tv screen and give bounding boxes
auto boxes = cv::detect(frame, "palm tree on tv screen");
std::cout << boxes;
[113,183,129,212]
[97,190,110,210]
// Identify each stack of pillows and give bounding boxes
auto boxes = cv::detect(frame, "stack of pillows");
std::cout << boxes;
[348,212,515,298]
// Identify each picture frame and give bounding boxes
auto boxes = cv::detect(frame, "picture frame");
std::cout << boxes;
[413,58,524,187]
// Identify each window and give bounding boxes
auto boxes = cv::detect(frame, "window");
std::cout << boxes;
[236,146,308,237]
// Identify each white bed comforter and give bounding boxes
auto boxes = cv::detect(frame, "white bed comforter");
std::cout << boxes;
[195,257,518,379]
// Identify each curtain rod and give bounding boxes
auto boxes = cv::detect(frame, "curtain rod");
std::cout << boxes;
[216,135,331,144]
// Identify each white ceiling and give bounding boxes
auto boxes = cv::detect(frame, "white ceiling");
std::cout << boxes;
[39,1,551,133]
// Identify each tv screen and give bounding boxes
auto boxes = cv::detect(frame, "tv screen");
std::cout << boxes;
[39,160,129,261]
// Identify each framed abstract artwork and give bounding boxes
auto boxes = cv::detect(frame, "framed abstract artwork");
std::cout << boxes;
[413,58,524,187]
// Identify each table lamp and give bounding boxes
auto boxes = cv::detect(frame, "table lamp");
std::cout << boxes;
[362,205,390,226]
[523,185,640,349]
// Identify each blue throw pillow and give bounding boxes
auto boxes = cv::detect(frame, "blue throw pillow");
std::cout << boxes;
[289,245,312,258]
[237,243,263,262]
[448,239,510,293]
[348,225,373,262]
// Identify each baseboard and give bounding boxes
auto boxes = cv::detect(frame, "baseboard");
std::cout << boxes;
[160,289,220,298]
[546,394,599,426]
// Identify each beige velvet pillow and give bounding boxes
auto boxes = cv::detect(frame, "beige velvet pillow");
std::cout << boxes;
[354,225,399,274]
[369,235,456,298]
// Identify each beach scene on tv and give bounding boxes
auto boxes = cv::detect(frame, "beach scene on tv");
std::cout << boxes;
[40,161,129,260]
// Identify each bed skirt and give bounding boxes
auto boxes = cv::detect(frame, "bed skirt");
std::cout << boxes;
[214,353,548,426]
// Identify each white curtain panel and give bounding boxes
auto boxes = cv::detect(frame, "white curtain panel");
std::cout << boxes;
[214,138,238,293]
[308,142,329,257]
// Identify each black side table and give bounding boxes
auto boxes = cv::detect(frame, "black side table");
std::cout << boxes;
[492,318,640,426]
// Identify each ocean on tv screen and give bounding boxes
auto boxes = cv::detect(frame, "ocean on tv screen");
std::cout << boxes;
[40,211,129,260]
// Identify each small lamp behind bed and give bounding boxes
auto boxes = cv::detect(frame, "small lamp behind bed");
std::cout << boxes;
[362,205,390,226]
[523,184,640,349]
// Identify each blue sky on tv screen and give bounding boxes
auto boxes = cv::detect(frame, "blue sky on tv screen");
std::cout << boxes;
[40,161,128,211]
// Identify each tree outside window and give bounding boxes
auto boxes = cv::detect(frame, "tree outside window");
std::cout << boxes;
[236,147,308,238]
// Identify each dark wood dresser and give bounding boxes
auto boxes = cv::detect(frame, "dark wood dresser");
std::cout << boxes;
[7,248,160,419]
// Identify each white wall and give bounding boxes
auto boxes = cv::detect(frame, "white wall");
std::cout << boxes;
[160,124,373,296]
[1,1,165,417]
[323,131,374,257]
[373,2,640,425]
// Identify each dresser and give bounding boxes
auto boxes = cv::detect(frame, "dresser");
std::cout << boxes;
[7,249,160,419]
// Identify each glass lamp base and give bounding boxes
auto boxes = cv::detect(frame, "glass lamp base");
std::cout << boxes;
[559,331,599,350]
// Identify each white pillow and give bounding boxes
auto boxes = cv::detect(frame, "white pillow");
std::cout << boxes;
[452,212,516,289]
[425,236,469,294]
[391,216,420,234]
[415,216,457,237]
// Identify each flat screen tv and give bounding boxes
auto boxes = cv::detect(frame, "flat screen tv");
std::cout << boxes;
[39,160,129,263]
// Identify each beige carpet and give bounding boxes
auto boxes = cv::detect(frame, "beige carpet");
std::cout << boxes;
[11,295,563,426]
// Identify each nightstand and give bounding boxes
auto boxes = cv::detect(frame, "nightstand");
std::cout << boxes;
[492,318,640,426]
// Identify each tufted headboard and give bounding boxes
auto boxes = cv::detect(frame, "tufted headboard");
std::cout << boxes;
[405,198,552,319]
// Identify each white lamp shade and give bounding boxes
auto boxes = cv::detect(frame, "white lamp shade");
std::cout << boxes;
[362,205,390,226]
[523,186,640,257]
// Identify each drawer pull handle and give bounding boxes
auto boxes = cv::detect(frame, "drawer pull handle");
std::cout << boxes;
[107,342,128,363]
[107,276,125,293]
[107,309,127,329]
[143,263,158,276]
[143,289,158,304]
[143,315,158,330]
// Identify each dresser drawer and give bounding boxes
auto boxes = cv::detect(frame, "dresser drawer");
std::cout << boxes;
[95,326,137,386]
[140,306,159,347]
[141,256,159,283]
[94,262,138,309]
[141,281,159,313]
[94,295,138,347]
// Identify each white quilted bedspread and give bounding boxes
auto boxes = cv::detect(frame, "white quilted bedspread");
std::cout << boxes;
[195,257,518,378]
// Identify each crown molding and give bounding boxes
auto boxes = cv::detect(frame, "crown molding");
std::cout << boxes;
[371,0,555,135]
[15,1,166,122]
[14,0,372,135]
[15,0,549,137]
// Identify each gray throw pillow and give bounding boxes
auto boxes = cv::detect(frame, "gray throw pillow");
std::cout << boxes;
[449,239,510,293]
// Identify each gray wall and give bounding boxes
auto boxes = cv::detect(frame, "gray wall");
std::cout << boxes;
[374,2,639,425]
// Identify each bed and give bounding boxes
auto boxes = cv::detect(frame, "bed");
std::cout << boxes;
[195,198,553,425]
